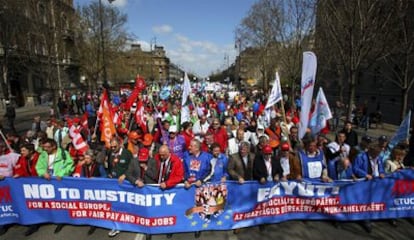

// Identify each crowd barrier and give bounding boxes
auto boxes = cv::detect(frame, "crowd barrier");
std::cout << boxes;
[1,170,414,234]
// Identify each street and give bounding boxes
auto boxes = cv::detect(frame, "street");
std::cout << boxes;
[2,218,414,240]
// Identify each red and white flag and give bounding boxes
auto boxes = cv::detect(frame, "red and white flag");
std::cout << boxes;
[69,125,89,154]
[135,99,147,133]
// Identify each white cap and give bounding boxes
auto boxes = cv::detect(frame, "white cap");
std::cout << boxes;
[5,100,10,104]
[169,125,178,133]
[257,124,264,130]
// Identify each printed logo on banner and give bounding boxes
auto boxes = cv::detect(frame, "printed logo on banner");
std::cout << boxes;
[0,186,18,219]
[185,183,227,223]
[301,77,314,95]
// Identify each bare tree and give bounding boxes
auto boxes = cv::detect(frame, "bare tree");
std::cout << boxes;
[377,0,414,120]
[317,0,395,120]
[236,0,282,91]
[76,1,130,89]
[236,0,316,103]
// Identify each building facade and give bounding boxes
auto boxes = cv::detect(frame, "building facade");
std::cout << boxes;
[124,43,172,86]
[0,0,79,107]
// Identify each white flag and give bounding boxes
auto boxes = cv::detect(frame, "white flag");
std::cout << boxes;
[265,72,283,109]
[181,72,192,123]
[299,51,317,139]
[181,72,191,106]
[309,88,332,135]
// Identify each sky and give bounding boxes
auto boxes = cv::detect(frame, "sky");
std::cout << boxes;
[74,0,257,78]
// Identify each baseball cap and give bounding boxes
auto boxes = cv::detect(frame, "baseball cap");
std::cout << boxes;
[262,144,273,154]
[73,118,80,124]
[281,143,290,151]
[138,148,149,162]
[169,125,178,133]
[378,135,388,142]
[361,135,372,143]
[142,133,153,146]
[128,131,140,140]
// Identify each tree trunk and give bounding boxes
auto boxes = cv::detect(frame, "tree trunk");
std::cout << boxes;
[346,71,356,121]
[401,88,408,122]
[1,62,9,100]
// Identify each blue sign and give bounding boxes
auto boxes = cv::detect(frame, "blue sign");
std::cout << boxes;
[1,170,414,234]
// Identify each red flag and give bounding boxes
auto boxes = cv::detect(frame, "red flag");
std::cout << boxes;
[98,90,117,148]
[81,112,88,129]
[125,75,146,110]
[135,99,147,133]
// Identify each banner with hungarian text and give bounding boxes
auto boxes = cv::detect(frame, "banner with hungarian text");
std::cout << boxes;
[1,170,414,234]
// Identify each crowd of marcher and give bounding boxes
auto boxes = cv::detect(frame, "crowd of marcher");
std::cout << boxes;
[0,84,413,239]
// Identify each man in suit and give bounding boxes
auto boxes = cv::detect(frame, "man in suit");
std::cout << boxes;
[253,144,282,183]
[227,141,255,184]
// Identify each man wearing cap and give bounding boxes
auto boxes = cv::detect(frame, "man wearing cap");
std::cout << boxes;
[251,143,280,232]
[165,125,186,159]
[253,144,282,183]
[126,131,140,158]
[277,143,302,181]
[377,135,390,164]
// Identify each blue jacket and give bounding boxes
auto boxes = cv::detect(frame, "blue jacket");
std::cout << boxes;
[205,153,229,182]
[183,151,212,183]
[352,152,385,178]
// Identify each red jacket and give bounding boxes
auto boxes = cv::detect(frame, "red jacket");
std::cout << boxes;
[207,126,228,151]
[154,153,184,188]
[13,152,40,177]
[181,130,195,150]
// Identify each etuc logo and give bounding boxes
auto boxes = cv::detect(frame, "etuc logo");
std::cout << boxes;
[0,186,12,203]
[392,180,414,197]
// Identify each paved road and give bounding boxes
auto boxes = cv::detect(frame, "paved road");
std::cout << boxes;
[2,218,414,240]
[1,106,412,240]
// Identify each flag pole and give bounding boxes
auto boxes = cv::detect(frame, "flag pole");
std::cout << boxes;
[0,129,12,152]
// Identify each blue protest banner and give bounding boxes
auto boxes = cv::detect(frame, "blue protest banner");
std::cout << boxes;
[1,170,414,234]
